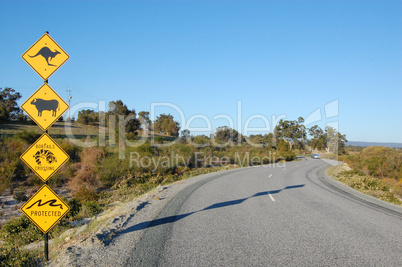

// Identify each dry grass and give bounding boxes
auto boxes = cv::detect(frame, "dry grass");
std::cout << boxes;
[0,121,101,136]
[329,164,402,206]
[67,147,106,193]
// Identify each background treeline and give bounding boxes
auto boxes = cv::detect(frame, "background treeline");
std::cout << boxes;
[1,87,348,155]
[76,101,179,137]
[0,87,24,121]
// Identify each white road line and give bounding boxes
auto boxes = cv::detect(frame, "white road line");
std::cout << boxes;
[268,193,275,202]
[269,174,272,178]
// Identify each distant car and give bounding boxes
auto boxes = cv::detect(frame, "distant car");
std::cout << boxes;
[312,154,320,159]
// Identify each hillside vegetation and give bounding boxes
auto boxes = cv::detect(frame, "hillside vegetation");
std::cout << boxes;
[336,146,402,205]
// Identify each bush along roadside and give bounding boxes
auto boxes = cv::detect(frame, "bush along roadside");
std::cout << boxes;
[335,146,402,206]
[334,168,402,206]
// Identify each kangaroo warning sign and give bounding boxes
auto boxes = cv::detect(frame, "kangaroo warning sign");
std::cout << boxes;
[21,83,69,131]
[21,185,70,233]
[21,32,69,81]
[20,133,70,182]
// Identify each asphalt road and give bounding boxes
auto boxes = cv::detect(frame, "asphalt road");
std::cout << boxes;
[126,158,402,266]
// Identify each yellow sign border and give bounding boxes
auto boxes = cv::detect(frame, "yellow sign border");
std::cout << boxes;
[21,33,70,81]
[20,133,70,182]
[20,184,70,233]
[20,83,69,131]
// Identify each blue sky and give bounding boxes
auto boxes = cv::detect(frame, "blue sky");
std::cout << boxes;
[1,0,401,142]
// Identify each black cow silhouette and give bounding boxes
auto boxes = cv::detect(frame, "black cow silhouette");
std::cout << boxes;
[29,47,60,66]
[31,99,60,117]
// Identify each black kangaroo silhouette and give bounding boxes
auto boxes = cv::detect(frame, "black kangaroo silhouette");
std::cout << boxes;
[29,47,60,66]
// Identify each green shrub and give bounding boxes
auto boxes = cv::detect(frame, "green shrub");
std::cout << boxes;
[59,140,81,162]
[280,152,296,161]
[135,142,155,154]
[0,160,16,194]
[359,146,401,180]
[98,154,127,187]
[14,130,41,144]
[66,198,82,220]
[0,216,42,246]
[86,201,102,216]
[13,187,28,202]
[337,169,402,205]
[74,187,98,202]
[0,246,40,267]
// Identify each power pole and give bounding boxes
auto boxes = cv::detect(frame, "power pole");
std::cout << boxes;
[66,87,72,120]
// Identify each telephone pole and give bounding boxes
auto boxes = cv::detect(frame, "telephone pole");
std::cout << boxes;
[66,87,72,120]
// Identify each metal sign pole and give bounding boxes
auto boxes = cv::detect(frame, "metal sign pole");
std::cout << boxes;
[44,231,49,261]
[44,96,49,262]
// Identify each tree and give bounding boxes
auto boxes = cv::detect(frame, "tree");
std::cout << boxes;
[247,133,274,148]
[308,125,325,150]
[181,129,191,140]
[138,111,151,133]
[212,126,243,146]
[274,118,306,150]
[0,87,22,121]
[248,134,265,146]
[77,109,99,125]
[107,100,141,135]
[192,135,210,146]
[324,126,347,154]
[337,132,348,155]
[153,113,180,137]
[291,117,307,150]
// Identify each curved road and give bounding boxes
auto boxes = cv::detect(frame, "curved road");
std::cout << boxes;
[126,158,402,266]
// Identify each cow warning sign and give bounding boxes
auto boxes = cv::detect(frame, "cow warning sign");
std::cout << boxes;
[21,184,70,233]
[21,32,69,81]
[20,133,70,182]
[21,83,69,131]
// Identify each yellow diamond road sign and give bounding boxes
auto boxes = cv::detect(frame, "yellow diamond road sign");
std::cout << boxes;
[20,133,70,182]
[21,83,69,131]
[21,185,70,233]
[22,33,69,81]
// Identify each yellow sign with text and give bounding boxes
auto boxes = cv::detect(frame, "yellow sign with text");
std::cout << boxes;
[20,133,70,182]
[21,185,70,233]
[21,83,69,131]
[21,33,69,81]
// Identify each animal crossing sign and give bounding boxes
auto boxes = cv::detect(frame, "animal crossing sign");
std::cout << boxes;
[20,133,70,182]
[21,83,69,131]
[21,32,69,81]
[21,184,70,234]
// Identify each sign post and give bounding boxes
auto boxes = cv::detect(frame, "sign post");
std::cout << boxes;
[20,32,70,261]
